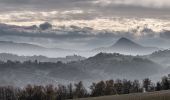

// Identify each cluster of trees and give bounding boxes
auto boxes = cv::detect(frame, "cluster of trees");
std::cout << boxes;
[0,82,88,100]
[90,77,170,97]
[0,75,170,100]
[90,79,141,97]
[0,60,64,69]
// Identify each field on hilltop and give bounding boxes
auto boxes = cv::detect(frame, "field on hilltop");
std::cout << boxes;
[72,90,170,100]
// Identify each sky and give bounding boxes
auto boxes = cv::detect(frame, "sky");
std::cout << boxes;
[0,0,170,50]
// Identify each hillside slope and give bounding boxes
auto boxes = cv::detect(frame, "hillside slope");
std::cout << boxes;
[147,49,170,67]
[0,53,163,86]
[68,53,163,80]
[72,90,170,100]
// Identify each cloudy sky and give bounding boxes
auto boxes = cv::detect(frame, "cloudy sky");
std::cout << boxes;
[0,0,170,50]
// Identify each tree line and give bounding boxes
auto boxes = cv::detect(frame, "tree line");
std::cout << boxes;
[0,75,170,100]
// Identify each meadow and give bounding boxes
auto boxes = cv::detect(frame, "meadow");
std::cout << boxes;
[73,90,170,100]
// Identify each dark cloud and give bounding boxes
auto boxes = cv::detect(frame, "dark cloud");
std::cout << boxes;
[0,0,30,4]
[0,25,122,40]
[0,23,160,40]
[0,0,170,18]
[0,24,95,40]
[0,0,93,11]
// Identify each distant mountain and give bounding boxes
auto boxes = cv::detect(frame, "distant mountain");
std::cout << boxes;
[93,37,160,55]
[113,37,142,48]
[0,53,86,63]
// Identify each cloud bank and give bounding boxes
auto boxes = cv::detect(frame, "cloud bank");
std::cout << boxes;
[0,0,170,17]
[94,0,170,8]
[1,0,170,8]
[0,22,170,50]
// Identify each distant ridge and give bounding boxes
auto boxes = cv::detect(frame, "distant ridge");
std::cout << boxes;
[93,37,160,55]
[0,53,86,63]
[0,41,77,57]
[147,49,170,67]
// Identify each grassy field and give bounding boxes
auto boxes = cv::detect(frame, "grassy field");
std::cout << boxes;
[72,90,170,100]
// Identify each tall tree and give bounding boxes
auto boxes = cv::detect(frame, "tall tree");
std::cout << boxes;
[122,80,132,94]
[90,81,106,97]
[131,80,141,93]
[74,81,87,98]
[156,82,162,91]
[143,78,151,92]
[114,79,123,94]
[67,83,73,99]
[161,76,170,90]
[105,80,115,95]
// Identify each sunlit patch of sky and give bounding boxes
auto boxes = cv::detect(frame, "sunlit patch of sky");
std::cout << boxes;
[0,11,170,33]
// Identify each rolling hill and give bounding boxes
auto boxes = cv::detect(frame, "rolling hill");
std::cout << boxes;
[0,52,163,86]
[0,53,86,63]
[69,53,163,80]
[147,49,170,67]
